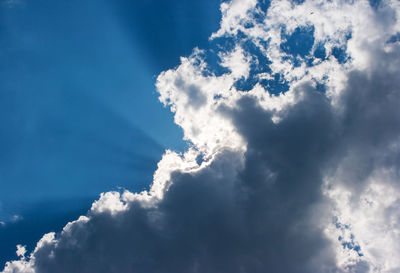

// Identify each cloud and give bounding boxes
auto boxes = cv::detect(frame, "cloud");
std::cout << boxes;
[2,0,400,272]
[15,246,27,259]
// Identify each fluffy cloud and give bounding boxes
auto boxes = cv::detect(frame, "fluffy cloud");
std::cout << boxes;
[2,0,400,272]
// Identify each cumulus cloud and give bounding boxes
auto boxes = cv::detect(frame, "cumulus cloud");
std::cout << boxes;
[2,0,400,272]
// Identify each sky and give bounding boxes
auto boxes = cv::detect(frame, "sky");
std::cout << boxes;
[0,0,220,265]
[1,0,400,273]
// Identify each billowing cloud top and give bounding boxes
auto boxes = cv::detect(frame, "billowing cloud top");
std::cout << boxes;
[3,0,400,272]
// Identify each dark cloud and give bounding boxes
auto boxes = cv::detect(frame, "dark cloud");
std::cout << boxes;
[28,86,336,273]
[333,45,400,192]
[25,43,400,272]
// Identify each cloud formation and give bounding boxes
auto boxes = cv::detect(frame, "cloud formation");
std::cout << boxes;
[2,0,400,272]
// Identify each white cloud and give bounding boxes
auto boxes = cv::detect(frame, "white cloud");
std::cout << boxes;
[211,0,259,38]
[16,246,27,259]
[219,45,251,80]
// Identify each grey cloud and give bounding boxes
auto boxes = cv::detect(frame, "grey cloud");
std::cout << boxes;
[9,44,400,273]
[174,77,207,109]
[334,46,400,192]
[30,86,342,273]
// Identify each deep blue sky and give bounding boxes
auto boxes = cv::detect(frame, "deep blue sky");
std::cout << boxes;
[0,0,221,265]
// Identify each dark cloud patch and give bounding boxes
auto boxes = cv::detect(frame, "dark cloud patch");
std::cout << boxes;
[174,77,207,109]
[232,86,338,200]
[332,46,400,191]
[29,85,342,273]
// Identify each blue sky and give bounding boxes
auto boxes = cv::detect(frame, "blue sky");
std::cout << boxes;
[0,0,220,264]
[2,1,400,272]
